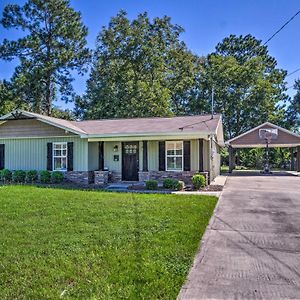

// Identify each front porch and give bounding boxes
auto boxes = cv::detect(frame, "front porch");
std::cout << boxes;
[86,138,213,186]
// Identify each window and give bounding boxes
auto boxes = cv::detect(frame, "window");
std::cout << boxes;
[166,141,183,171]
[53,142,67,171]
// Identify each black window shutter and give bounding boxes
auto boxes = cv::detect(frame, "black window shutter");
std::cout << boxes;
[98,141,104,170]
[159,141,165,171]
[47,143,53,171]
[199,139,204,172]
[184,141,191,171]
[0,144,5,170]
[67,142,74,171]
[143,141,148,171]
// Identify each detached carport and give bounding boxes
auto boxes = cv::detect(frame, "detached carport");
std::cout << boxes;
[226,122,300,172]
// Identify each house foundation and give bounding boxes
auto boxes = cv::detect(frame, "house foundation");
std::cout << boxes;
[65,171,94,185]
[138,171,209,185]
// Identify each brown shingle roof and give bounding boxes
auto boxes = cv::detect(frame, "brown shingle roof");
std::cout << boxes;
[0,110,222,137]
[71,114,221,136]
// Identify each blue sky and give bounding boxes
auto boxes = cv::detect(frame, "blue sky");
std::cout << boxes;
[0,0,300,110]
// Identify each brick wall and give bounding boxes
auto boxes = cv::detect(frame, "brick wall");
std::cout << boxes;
[138,171,209,185]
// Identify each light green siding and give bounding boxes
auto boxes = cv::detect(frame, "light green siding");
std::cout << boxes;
[203,139,210,171]
[190,140,199,171]
[0,137,88,171]
[104,141,121,172]
[148,141,158,171]
[88,142,99,171]
[139,141,143,171]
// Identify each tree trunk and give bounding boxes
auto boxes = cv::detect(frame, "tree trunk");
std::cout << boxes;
[45,74,53,116]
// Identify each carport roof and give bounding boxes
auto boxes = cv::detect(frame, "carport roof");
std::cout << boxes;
[226,122,300,148]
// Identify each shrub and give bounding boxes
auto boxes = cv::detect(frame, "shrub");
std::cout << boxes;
[27,170,38,183]
[13,170,26,183]
[51,171,64,184]
[192,174,206,190]
[1,169,12,183]
[40,170,51,183]
[175,180,185,191]
[146,180,158,190]
[163,178,176,189]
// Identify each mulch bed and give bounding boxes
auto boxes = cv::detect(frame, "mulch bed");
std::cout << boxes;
[128,184,223,192]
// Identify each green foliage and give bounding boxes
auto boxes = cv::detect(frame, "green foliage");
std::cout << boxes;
[145,179,158,190]
[40,170,51,183]
[51,171,64,183]
[0,185,217,299]
[0,0,90,115]
[163,178,177,189]
[190,34,288,140]
[13,170,26,183]
[78,10,202,119]
[26,170,38,183]
[1,169,12,182]
[238,148,291,170]
[163,178,184,190]
[286,80,300,133]
[192,174,206,190]
[0,80,22,115]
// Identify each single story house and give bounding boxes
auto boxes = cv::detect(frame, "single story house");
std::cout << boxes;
[0,110,224,185]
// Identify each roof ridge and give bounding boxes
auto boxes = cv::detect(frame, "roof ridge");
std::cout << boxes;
[72,113,221,123]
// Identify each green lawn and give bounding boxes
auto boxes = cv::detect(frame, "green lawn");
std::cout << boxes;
[0,186,217,299]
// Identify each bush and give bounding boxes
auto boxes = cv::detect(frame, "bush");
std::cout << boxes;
[175,180,185,191]
[1,169,12,183]
[51,171,64,183]
[146,180,158,190]
[163,178,176,189]
[192,174,206,190]
[27,170,38,183]
[13,170,26,183]
[163,178,185,190]
[40,170,51,183]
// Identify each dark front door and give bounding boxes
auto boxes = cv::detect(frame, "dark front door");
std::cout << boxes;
[122,142,139,181]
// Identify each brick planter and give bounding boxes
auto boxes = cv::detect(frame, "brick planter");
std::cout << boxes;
[94,171,109,186]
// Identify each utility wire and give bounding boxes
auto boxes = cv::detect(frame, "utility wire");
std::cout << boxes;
[263,9,300,45]
[287,67,300,77]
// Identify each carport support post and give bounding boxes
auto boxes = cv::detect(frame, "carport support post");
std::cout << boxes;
[297,146,300,172]
[290,148,295,171]
[228,146,235,173]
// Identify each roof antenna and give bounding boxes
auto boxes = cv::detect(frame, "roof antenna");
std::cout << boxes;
[211,87,214,119]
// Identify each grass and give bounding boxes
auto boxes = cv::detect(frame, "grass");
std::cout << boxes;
[0,185,217,300]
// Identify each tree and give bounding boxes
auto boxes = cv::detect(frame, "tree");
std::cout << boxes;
[190,34,288,139]
[78,11,201,119]
[286,80,300,133]
[0,80,27,115]
[0,0,90,115]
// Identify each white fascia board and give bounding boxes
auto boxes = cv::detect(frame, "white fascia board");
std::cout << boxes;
[87,133,210,142]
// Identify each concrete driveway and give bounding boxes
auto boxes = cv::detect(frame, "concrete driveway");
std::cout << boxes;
[179,175,300,300]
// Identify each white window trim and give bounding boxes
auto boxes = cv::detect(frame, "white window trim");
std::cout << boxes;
[165,141,183,172]
[53,142,68,172]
